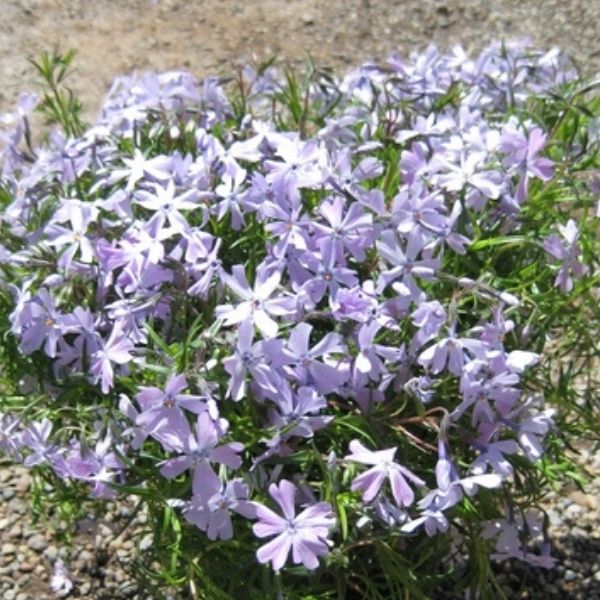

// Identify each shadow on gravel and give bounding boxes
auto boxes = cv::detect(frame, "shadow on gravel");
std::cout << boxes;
[488,533,600,600]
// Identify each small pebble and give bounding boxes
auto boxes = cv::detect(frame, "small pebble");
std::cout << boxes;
[2,489,16,501]
[15,473,31,494]
[1,543,16,556]
[7,498,27,515]
[79,582,91,595]
[27,533,47,552]
[44,545,58,562]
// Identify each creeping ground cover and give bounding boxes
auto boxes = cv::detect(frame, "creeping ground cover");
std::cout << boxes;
[0,42,599,599]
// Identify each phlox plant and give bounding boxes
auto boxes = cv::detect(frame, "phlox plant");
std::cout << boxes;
[0,43,598,599]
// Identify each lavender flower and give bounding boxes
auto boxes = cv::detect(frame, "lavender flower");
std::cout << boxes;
[50,559,74,597]
[159,412,243,493]
[222,320,281,401]
[251,479,335,571]
[418,437,502,513]
[279,322,347,393]
[216,264,296,338]
[182,478,256,541]
[543,219,588,292]
[345,439,424,507]
[89,320,134,393]
[136,374,214,450]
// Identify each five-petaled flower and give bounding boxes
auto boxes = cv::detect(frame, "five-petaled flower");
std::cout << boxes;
[251,479,335,571]
[345,439,425,507]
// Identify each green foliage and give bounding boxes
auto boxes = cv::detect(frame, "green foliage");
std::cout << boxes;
[27,47,86,137]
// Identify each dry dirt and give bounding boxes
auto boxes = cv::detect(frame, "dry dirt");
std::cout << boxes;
[1,0,600,117]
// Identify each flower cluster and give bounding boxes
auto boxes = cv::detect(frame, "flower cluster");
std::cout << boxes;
[0,41,596,595]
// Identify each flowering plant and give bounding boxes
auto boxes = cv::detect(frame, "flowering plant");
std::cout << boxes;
[0,44,598,598]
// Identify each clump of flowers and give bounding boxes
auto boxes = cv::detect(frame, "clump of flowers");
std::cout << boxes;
[0,43,598,598]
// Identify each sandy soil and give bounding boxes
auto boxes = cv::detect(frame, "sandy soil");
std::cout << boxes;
[1,0,599,116]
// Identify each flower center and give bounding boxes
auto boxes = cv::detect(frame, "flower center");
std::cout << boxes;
[286,519,297,533]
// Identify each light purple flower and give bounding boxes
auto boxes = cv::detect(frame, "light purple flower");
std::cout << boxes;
[312,195,373,262]
[264,383,333,440]
[0,413,23,458]
[50,559,74,597]
[345,439,424,507]
[295,238,359,308]
[515,408,555,461]
[279,322,347,393]
[419,332,485,376]
[104,148,171,191]
[410,301,446,350]
[216,264,295,338]
[483,509,555,569]
[135,374,212,449]
[353,321,404,385]
[19,288,68,358]
[264,136,327,195]
[470,438,518,477]
[401,509,449,537]
[222,320,281,401]
[134,179,200,234]
[252,479,335,571]
[159,412,243,494]
[501,125,554,181]
[20,418,58,467]
[89,320,134,393]
[215,166,248,230]
[45,203,96,270]
[543,219,587,292]
[182,478,256,541]
[330,285,377,323]
[418,438,502,512]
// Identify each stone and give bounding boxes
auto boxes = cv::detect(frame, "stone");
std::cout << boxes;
[79,582,91,595]
[8,524,22,538]
[27,534,47,552]
[2,489,15,501]
[44,545,58,561]
[565,503,584,519]
[19,562,35,572]
[79,549,94,563]
[15,474,31,494]
[1,543,16,556]
[7,498,27,515]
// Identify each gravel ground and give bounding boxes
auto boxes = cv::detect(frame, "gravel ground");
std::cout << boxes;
[1,0,599,598]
